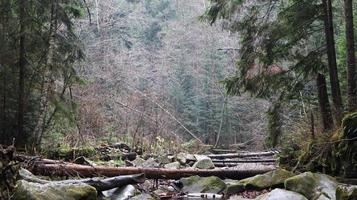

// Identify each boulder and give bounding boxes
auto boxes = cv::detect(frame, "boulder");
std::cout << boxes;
[336,185,357,200]
[132,157,146,167]
[164,162,181,169]
[180,176,226,193]
[14,180,97,200]
[157,155,172,165]
[192,155,214,169]
[225,169,295,194]
[102,185,137,200]
[176,153,187,164]
[260,188,307,200]
[142,158,160,168]
[176,153,196,165]
[285,172,337,200]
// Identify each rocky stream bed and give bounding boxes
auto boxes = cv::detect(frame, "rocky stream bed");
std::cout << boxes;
[1,142,356,200]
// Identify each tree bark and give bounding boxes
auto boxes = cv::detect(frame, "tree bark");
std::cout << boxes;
[345,0,357,111]
[316,73,334,130]
[17,0,26,147]
[322,0,344,122]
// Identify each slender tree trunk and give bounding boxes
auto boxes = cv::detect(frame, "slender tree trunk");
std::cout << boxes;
[2,72,6,143]
[316,73,334,130]
[33,1,57,146]
[17,0,26,147]
[322,0,344,122]
[345,0,357,111]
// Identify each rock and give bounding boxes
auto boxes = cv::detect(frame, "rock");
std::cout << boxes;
[164,161,181,169]
[225,169,295,194]
[336,185,357,200]
[111,142,131,151]
[176,153,187,164]
[157,155,172,165]
[102,185,137,200]
[132,157,146,167]
[14,180,97,200]
[180,176,226,193]
[260,189,307,200]
[152,185,177,197]
[192,155,214,169]
[285,172,337,200]
[130,193,155,200]
[142,158,160,168]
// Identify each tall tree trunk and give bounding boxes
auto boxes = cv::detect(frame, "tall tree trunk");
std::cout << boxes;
[322,0,344,122]
[345,0,357,111]
[316,73,334,130]
[33,1,57,146]
[17,0,26,147]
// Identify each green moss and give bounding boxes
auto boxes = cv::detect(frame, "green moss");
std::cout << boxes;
[225,169,295,194]
[45,145,96,161]
[284,172,337,200]
[180,176,226,194]
[14,180,97,200]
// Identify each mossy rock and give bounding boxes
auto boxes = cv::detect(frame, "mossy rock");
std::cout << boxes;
[157,155,172,165]
[46,146,96,161]
[14,180,97,200]
[225,169,295,194]
[180,176,226,193]
[192,155,214,169]
[284,172,337,200]
[336,185,357,200]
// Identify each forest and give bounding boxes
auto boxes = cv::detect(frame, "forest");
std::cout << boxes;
[0,0,357,199]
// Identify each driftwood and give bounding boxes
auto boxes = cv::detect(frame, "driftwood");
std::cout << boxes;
[31,162,275,180]
[207,151,277,159]
[20,168,145,191]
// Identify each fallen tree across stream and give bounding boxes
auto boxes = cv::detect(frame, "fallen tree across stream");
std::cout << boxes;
[29,161,276,180]
[207,151,277,159]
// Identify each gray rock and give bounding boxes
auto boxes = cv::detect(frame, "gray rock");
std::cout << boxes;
[192,155,214,169]
[141,158,159,168]
[180,176,226,193]
[14,180,97,200]
[164,161,181,169]
[261,189,307,200]
[176,153,187,164]
[132,157,146,167]
[285,172,338,200]
[102,185,136,200]
[157,155,172,165]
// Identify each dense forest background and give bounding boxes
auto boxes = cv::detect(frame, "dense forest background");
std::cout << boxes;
[73,0,271,149]
[1,0,357,156]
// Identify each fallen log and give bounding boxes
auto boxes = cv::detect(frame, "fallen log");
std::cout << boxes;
[207,151,277,159]
[211,158,276,163]
[214,162,275,167]
[31,162,276,180]
[210,149,237,154]
[20,168,145,191]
